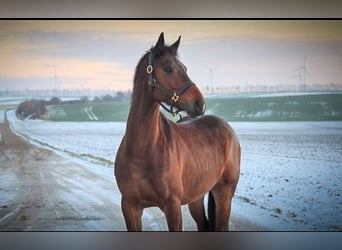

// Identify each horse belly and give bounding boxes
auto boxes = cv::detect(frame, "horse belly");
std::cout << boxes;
[179,117,231,204]
[181,156,224,204]
[181,175,217,205]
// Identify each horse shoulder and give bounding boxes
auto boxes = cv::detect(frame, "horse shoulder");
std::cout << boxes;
[200,115,238,137]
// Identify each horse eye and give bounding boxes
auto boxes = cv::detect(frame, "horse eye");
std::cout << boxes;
[164,66,173,73]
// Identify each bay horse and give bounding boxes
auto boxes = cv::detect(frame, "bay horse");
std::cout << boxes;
[114,32,240,231]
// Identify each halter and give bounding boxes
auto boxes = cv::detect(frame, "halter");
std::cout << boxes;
[147,51,194,116]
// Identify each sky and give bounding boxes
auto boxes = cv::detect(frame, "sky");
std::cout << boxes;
[1,20,342,92]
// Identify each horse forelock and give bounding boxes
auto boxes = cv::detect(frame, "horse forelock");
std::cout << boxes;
[151,44,178,59]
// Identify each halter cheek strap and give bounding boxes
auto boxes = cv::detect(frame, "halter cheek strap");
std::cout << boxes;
[147,51,194,116]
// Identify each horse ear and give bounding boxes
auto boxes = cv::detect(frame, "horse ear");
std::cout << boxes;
[155,32,165,52]
[170,36,181,54]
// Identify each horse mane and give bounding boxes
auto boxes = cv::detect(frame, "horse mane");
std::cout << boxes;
[133,51,149,89]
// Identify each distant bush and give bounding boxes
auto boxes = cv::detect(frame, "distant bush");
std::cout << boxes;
[101,94,114,102]
[49,97,62,104]
[16,99,48,120]
[93,92,131,103]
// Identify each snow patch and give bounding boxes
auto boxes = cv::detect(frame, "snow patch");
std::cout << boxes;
[6,110,342,230]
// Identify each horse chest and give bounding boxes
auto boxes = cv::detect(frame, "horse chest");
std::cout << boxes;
[116,158,180,201]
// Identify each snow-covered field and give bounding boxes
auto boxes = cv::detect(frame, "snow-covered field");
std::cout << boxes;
[6,110,342,231]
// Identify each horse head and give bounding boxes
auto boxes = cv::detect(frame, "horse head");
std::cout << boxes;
[148,32,206,118]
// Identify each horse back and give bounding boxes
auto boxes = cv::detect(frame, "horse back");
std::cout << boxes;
[179,115,239,145]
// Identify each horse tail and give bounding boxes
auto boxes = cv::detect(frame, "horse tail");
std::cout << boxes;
[207,191,216,231]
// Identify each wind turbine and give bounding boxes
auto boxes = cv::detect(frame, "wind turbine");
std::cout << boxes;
[53,68,61,97]
[294,55,310,92]
[208,67,218,94]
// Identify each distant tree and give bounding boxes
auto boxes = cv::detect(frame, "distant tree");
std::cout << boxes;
[115,91,126,101]
[102,94,114,102]
[49,96,62,104]
[16,99,48,120]
[93,96,102,103]
[80,96,89,103]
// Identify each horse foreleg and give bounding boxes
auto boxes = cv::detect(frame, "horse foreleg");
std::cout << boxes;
[121,197,143,231]
[188,196,209,231]
[163,198,182,231]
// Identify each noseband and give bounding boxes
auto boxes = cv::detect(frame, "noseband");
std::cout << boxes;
[147,51,194,116]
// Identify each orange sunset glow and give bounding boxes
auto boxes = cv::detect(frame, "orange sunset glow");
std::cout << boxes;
[1,20,342,92]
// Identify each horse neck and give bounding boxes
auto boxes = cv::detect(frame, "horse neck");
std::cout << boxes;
[127,91,161,136]
[125,59,165,150]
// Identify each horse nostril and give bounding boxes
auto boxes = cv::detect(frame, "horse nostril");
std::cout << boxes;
[195,100,205,115]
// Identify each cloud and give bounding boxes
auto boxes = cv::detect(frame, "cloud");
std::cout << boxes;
[1,20,341,91]
[3,20,340,45]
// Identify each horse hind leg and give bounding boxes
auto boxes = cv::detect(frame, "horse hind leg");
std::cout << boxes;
[210,134,240,231]
[207,192,216,231]
[209,186,232,231]
[210,176,239,231]
[188,196,210,231]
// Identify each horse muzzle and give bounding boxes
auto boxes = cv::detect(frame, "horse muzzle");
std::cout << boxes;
[186,99,206,118]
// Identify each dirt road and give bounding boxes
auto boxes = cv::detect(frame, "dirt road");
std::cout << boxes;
[0,114,264,231]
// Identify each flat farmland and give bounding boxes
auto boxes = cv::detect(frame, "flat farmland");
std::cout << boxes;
[1,92,341,231]
[46,93,342,122]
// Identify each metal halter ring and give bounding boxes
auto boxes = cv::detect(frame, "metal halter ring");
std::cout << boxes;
[147,65,153,74]
[171,93,180,103]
